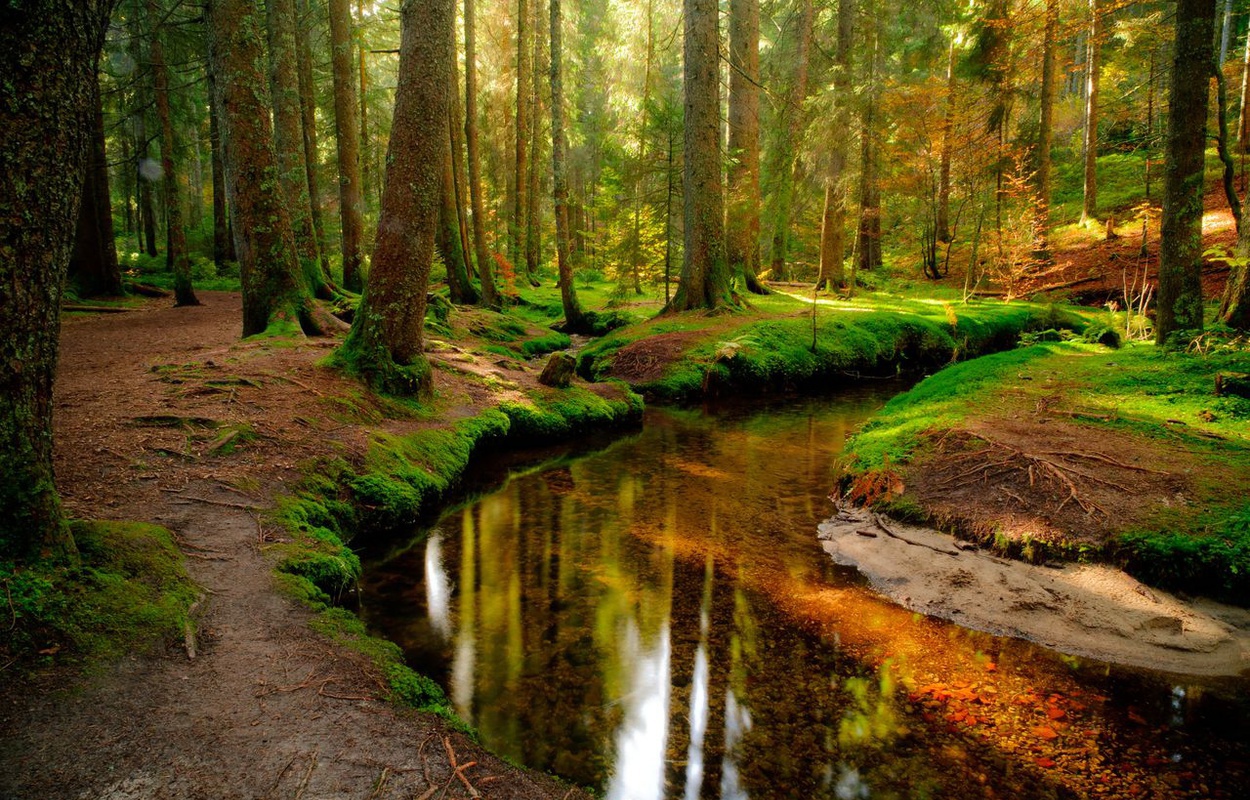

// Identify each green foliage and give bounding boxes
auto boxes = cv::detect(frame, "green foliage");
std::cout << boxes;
[0,521,198,671]
[498,384,645,443]
[1119,505,1250,605]
[118,247,242,293]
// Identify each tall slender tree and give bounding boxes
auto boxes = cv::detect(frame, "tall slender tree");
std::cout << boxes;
[766,0,814,281]
[1080,0,1101,225]
[465,0,501,308]
[726,0,766,294]
[329,0,365,291]
[857,18,883,273]
[1156,0,1216,344]
[816,0,854,291]
[0,0,117,560]
[70,77,124,298]
[550,0,587,330]
[208,0,319,336]
[266,0,323,293]
[1033,0,1058,258]
[341,0,452,395]
[514,0,533,275]
[296,0,332,279]
[668,0,733,311]
[208,68,233,268]
[149,0,198,306]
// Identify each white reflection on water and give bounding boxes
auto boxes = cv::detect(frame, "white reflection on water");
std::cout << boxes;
[425,530,452,639]
[684,642,710,800]
[720,687,752,800]
[606,620,672,800]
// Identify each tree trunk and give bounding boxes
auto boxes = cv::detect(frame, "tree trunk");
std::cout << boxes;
[936,36,956,243]
[550,0,586,330]
[857,21,882,273]
[1224,193,1250,327]
[150,0,199,306]
[0,0,115,561]
[342,0,452,395]
[514,0,532,275]
[465,0,501,308]
[1080,0,1101,225]
[296,0,332,281]
[1034,0,1057,259]
[1239,20,1250,151]
[1157,0,1216,344]
[447,19,475,282]
[208,0,316,336]
[208,68,232,269]
[440,117,479,305]
[1219,0,1233,65]
[357,0,372,213]
[527,0,544,284]
[329,0,365,291]
[767,0,814,282]
[816,0,854,290]
[70,76,123,298]
[267,0,323,295]
[668,0,732,311]
[138,120,159,258]
[727,0,766,295]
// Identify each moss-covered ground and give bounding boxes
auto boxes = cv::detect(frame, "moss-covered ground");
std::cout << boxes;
[0,520,199,671]
[839,328,1250,604]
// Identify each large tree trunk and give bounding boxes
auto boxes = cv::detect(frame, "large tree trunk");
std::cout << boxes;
[150,0,199,306]
[0,0,115,561]
[1033,0,1058,258]
[342,0,451,395]
[208,0,317,337]
[514,0,532,276]
[816,0,854,291]
[726,0,766,295]
[465,0,501,308]
[267,0,323,295]
[766,0,814,282]
[296,0,332,281]
[550,0,586,330]
[1157,0,1216,344]
[1080,0,1101,225]
[668,0,732,311]
[329,0,365,291]
[70,77,123,297]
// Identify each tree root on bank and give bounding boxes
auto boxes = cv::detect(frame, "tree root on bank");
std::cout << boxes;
[933,431,1169,518]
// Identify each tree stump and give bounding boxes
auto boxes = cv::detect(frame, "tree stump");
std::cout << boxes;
[538,352,576,388]
[1215,372,1250,399]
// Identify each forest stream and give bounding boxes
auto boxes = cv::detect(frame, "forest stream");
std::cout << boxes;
[360,388,1250,799]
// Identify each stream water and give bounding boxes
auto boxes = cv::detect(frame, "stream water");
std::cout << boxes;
[361,388,1249,798]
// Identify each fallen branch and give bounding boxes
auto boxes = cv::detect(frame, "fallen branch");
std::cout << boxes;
[873,514,960,557]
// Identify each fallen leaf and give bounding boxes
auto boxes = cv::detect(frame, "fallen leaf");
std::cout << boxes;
[1046,706,1066,720]
[1034,757,1056,768]
[1032,725,1060,741]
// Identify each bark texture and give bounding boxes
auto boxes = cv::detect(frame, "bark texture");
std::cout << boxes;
[329,0,365,291]
[0,0,115,560]
[149,0,199,306]
[267,0,322,290]
[342,0,452,395]
[1156,0,1215,344]
[550,0,585,330]
[1033,0,1058,257]
[465,0,501,308]
[668,0,732,311]
[296,0,332,279]
[726,0,765,294]
[208,0,313,337]
[70,77,124,297]
[766,0,814,281]
[816,0,853,290]
[1080,0,1101,225]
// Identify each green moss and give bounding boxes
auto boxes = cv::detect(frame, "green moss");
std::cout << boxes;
[1,520,199,671]
[1119,503,1250,605]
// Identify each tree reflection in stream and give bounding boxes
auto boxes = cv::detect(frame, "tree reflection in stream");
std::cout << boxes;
[362,391,1250,798]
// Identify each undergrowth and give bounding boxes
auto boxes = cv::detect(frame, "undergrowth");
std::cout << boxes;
[1,521,199,672]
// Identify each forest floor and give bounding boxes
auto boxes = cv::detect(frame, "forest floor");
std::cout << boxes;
[0,292,591,800]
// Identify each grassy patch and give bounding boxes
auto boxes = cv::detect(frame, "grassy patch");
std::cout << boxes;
[578,291,1089,402]
[840,336,1250,602]
[1,521,199,672]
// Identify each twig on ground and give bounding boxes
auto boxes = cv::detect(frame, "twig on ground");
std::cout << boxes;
[293,749,319,800]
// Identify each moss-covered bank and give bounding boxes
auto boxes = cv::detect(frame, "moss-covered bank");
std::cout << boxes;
[577,292,1090,402]
[839,336,1250,605]
[268,382,643,716]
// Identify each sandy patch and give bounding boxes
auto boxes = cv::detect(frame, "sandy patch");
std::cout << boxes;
[818,505,1250,677]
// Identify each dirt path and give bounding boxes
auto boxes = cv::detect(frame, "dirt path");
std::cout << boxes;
[0,293,582,800]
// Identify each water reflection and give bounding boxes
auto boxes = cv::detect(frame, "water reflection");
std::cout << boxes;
[361,390,1250,798]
